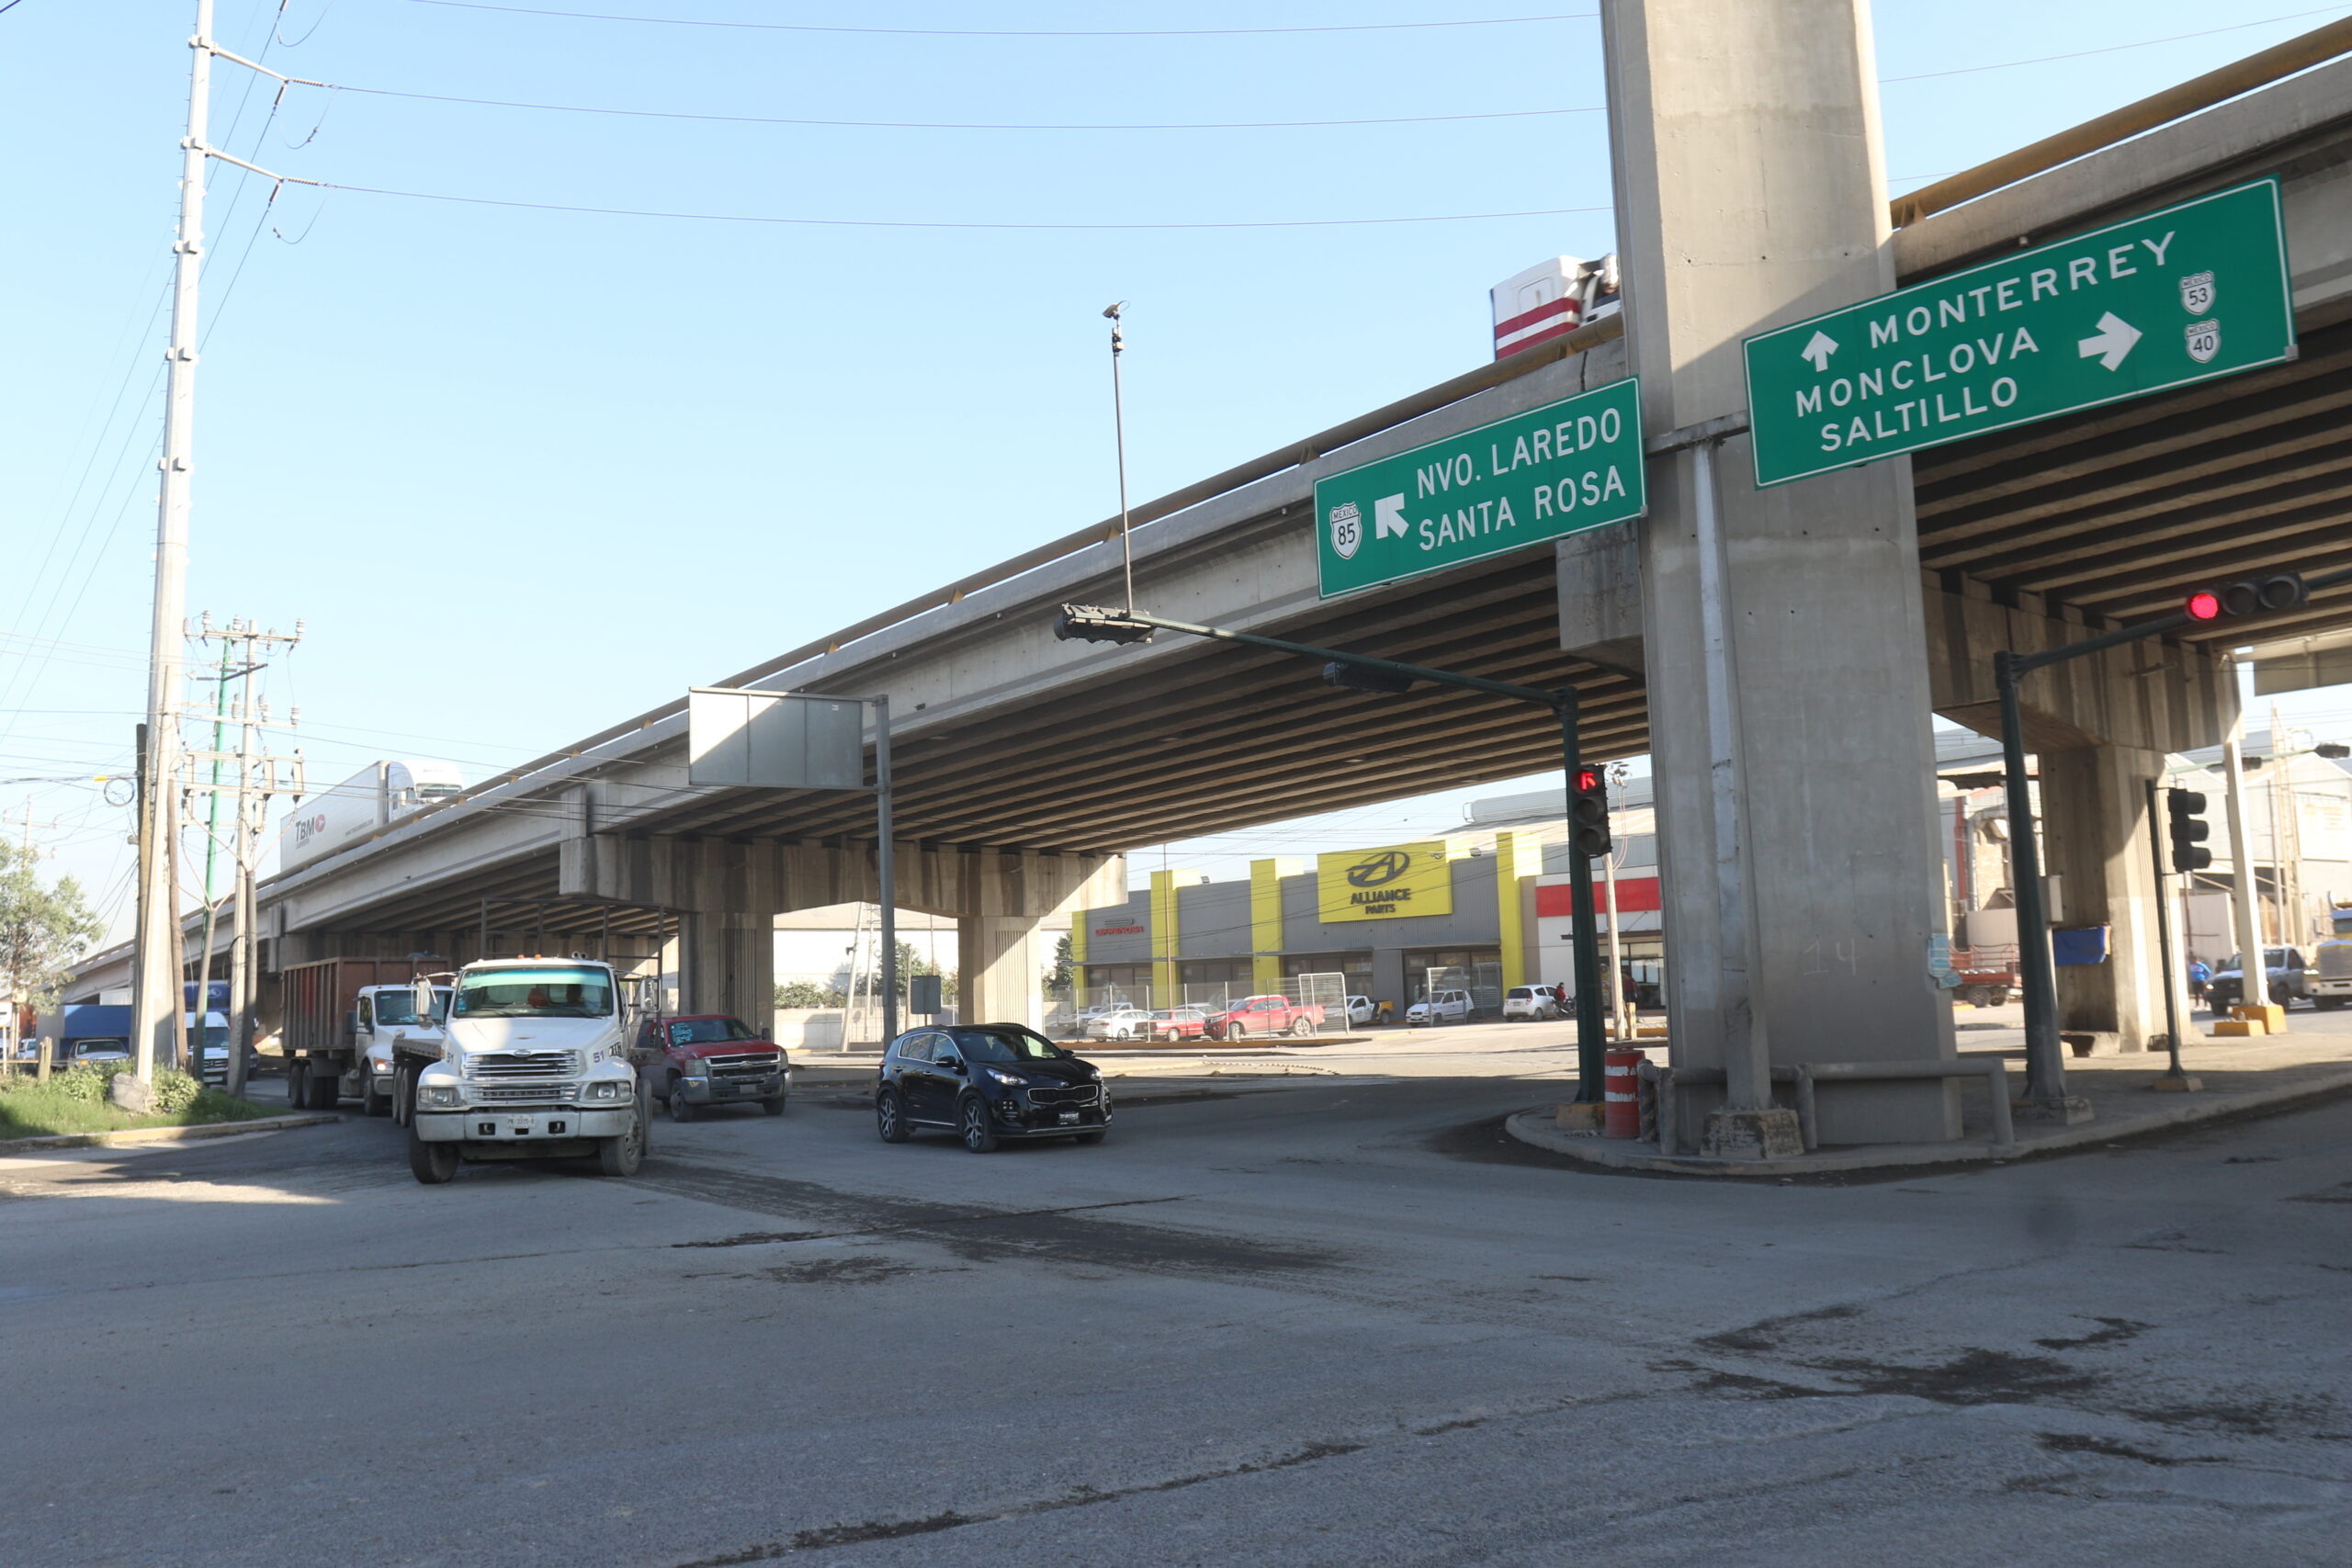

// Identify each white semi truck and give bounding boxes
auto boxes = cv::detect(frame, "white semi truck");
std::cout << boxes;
[406,957,648,1184]
[278,760,465,875]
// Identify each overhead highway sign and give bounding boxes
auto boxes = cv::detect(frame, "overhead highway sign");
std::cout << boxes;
[1315,377,1645,598]
[1744,178,2295,488]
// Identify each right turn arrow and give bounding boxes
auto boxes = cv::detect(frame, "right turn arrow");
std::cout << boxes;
[2077,311,2143,371]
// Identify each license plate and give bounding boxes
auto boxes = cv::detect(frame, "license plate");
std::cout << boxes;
[1057,1111,1080,1124]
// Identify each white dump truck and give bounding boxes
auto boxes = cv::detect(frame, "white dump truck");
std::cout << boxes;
[406,956,648,1184]
[280,956,454,1113]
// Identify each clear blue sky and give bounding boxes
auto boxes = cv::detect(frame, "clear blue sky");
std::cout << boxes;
[6,0,2351,939]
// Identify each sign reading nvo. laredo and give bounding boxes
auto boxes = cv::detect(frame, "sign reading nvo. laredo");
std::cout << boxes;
[1316,841,1458,923]
[1744,178,2293,488]
[1315,378,1645,598]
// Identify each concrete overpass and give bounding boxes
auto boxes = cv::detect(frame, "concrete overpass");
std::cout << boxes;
[71,7,2352,1155]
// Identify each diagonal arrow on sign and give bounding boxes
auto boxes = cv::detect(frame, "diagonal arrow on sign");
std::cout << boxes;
[1374,494,1408,539]
[2076,311,2143,372]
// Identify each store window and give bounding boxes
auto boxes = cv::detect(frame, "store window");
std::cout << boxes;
[1283,951,1373,998]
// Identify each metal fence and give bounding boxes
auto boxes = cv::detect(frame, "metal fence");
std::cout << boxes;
[1047,973,1356,1043]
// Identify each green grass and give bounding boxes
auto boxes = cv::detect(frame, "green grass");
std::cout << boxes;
[0,1078,278,1142]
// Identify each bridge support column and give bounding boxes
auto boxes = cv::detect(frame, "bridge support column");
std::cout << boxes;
[959,915,1048,1034]
[2040,743,2170,1054]
[1603,0,1957,1151]
[680,911,776,1038]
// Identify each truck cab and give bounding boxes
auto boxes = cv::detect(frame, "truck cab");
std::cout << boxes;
[407,958,647,1184]
[356,983,451,1113]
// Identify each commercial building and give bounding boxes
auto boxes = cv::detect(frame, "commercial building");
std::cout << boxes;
[1070,785,1658,1016]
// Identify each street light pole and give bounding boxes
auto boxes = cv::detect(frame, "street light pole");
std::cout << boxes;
[1103,302,1135,613]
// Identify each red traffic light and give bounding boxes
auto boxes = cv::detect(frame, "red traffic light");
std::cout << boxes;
[2185,590,2222,622]
[1575,767,1601,793]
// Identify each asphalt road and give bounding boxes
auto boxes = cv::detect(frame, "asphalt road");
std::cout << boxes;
[2,1073,2346,1567]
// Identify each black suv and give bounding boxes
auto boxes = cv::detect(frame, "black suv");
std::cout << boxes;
[875,1024,1110,1152]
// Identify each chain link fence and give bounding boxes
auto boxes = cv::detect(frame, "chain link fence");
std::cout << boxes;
[1047,973,1357,1043]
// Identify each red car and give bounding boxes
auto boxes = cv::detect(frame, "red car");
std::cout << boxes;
[1204,995,1324,1040]
[634,1013,791,1122]
[1151,1007,1210,1042]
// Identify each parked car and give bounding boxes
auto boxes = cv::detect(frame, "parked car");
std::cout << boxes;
[1150,1007,1209,1042]
[1407,989,1475,1027]
[2208,947,2309,1009]
[1346,995,1377,1027]
[1501,985,1560,1021]
[1203,994,1325,1040]
[1084,1006,1158,1042]
[634,1013,791,1121]
[69,1037,130,1064]
[873,1024,1110,1152]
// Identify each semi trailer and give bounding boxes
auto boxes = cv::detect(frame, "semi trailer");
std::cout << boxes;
[278,956,452,1114]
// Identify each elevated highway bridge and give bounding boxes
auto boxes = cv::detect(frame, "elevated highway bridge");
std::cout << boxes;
[71,14,2352,1154]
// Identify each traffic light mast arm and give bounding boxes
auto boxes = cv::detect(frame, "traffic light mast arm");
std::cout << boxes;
[1055,604,1562,707]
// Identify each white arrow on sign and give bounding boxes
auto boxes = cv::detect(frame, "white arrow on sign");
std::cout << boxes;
[1799,330,1838,374]
[1374,493,1408,539]
[2077,311,2143,371]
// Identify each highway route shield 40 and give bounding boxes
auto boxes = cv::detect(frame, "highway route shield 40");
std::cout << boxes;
[1743,177,2295,488]
[1315,377,1645,599]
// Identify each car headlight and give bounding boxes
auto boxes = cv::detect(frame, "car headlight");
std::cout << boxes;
[683,1059,710,1077]
[982,1066,1024,1088]
[584,1078,637,1101]
[415,1082,463,1111]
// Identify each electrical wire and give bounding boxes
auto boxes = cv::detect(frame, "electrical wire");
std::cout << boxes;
[318,182,1607,230]
[401,1,1597,38]
[1880,5,2352,83]
[326,81,1605,132]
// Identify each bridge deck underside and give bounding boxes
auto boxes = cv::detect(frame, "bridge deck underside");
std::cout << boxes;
[1916,314,2352,644]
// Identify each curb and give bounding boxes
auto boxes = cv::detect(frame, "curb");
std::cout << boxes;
[1501,1066,2352,1176]
[0,1112,338,1156]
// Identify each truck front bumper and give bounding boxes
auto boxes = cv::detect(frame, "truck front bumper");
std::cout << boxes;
[673,1072,787,1106]
[413,1106,635,1143]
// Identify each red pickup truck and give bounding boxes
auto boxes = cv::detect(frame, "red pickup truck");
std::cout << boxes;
[634,1013,792,1121]
[1204,995,1324,1040]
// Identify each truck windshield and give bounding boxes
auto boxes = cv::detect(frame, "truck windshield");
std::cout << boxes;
[669,1017,755,1044]
[453,967,613,1019]
[374,987,453,1026]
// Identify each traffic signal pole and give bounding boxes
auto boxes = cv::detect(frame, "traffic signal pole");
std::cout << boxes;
[1056,604,1611,1101]
[1996,560,2352,1113]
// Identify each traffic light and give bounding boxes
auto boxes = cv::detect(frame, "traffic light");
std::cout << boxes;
[1053,603,1155,644]
[1570,766,1611,858]
[1322,660,1416,694]
[2183,571,2308,622]
[2165,787,2212,874]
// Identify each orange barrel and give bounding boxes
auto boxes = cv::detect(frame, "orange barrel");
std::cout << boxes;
[1604,1044,1644,1139]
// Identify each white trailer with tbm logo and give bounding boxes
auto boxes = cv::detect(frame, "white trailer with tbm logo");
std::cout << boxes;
[277,760,465,875]
[406,957,649,1184]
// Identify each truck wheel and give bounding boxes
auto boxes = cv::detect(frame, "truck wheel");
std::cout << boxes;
[597,1101,647,1177]
[1289,1017,1313,1037]
[876,1087,910,1143]
[667,1079,695,1122]
[391,1064,415,1127]
[407,1125,458,1185]
[761,1095,786,1116]
[2271,982,2292,1006]
[286,1060,308,1109]
[363,1077,391,1118]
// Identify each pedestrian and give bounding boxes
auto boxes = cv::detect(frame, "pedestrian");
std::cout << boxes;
[2188,957,2211,1007]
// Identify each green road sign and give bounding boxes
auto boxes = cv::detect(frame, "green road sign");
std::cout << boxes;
[1744,177,2294,488]
[1315,377,1645,599]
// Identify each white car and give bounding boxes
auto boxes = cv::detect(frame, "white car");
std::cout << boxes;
[1345,995,1377,1027]
[1406,989,1475,1027]
[1501,986,1561,1021]
[1084,1007,1156,1042]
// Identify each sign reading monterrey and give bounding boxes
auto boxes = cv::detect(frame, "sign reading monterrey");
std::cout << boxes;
[1744,178,2294,489]
[1315,377,1645,598]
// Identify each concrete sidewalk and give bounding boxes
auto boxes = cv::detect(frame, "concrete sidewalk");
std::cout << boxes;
[1507,1032,2352,1176]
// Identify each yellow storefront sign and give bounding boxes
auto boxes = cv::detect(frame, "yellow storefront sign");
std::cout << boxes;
[1317,840,1456,924]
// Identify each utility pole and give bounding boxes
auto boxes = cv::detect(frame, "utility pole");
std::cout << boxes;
[1102,302,1135,612]
[183,615,300,1091]
[132,4,319,1088]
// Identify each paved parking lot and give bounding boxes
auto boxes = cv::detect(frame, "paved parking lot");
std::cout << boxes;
[2,1063,2346,1567]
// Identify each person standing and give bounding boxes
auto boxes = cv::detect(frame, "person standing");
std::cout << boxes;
[2188,957,2211,1009]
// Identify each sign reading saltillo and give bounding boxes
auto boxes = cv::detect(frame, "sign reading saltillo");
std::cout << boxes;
[1744,177,2296,488]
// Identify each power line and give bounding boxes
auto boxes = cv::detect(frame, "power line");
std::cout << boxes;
[403,1,1597,38]
[1881,5,2352,83]
[320,181,1608,230]
[330,81,1606,132]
